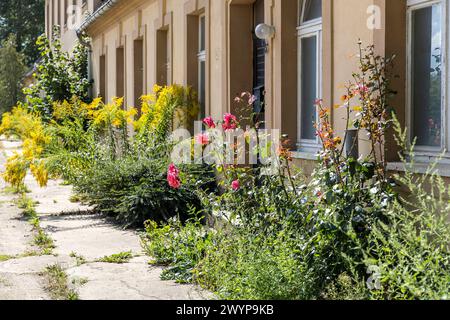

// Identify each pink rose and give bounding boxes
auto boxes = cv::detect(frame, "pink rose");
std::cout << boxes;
[196,133,209,146]
[167,163,181,189]
[223,113,238,131]
[231,180,240,191]
[203,117,216,129]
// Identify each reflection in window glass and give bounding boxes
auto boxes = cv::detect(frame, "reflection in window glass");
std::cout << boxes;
[411,4,442,147]
[200,61,206,118]
[198,15,206,118]
[303,0,322,22]
[301,36,318,140]
[200,16,206,52]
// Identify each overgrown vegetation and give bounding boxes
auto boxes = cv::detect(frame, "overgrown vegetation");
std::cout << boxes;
[0,33,207,225]
[1,37,449,300]
[139,44,450,300]
[144,217,213,284]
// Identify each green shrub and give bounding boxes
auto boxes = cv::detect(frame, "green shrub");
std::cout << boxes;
[363,195,450,300]
[357,120,450,300]
[195,229,320,300]
[73,152,210,227]
[143,217,213,284]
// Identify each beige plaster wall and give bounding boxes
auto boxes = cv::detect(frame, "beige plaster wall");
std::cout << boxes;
[45,0,89,53]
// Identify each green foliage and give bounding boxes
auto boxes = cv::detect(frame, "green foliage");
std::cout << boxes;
[363,195,450,300]
[195,229,319,300]
[73,152,208,227]
[321,273,368,300]
[23,29,90,119]
[3,32,447,300]
[43,118,98,182]
[143,217,214,284]
[0,35,26,114]
[97,251,133,264]
[138,45,450,301]
[357,118,450,300]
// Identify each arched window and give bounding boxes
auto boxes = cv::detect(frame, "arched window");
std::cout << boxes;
[297,0,322,151]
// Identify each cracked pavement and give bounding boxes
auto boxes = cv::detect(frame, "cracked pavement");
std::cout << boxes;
[0,138,207,300]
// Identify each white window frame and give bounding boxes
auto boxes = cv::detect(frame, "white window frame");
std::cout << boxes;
[198,14,206,118]
[297,0,322,152]
[406,0,449,162]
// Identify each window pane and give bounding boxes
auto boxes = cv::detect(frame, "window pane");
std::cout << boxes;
[301,36,317,140]
[303,0,322,22]
[411,4,442,147]
[199,60,206,118]
[200,16,206,52]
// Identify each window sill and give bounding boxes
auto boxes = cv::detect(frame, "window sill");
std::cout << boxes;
[292,151,319,161]
[387,162,450,178]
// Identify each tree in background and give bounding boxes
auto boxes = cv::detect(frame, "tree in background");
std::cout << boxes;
[0,0,45,65]
[0,35,26,114]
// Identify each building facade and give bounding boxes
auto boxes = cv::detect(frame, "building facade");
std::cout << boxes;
[44,0,450,177]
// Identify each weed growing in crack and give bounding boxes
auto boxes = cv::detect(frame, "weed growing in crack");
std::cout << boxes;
[69,252,87,266]
[42,264,79,300]
[69,194,82,203]
[33,229,55,254]
[97,251,133,264]
[16,193,38,217]
[16,193,55,255]
[0,254,13,262]
[71,277,89,286]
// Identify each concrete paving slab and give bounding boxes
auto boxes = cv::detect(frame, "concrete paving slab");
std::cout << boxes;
[0,255,76,275]
[0,273,49,300]
[0,203,32,257]
[67,261,206,300]
[39,214,143,260]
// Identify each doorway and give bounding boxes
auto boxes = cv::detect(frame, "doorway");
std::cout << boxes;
[252,0,265,126]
